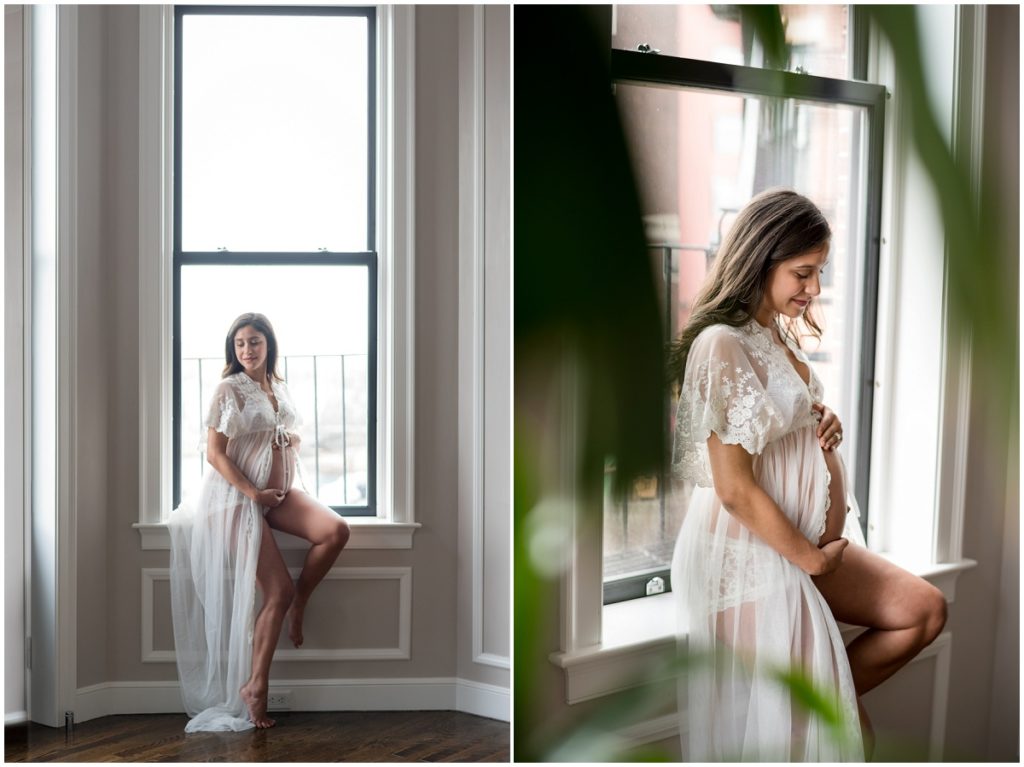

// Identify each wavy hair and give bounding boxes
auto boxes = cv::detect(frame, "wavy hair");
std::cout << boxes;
[667,189,831,390]
[222,312,283,381]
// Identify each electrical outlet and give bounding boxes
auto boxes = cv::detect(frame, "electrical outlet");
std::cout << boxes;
[267,690,292,711]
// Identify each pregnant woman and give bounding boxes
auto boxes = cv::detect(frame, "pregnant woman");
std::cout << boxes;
[169,312,350,731]
[669,190,947,760]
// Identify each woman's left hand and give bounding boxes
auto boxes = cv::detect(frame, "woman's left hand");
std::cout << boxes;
[812,402,844,452]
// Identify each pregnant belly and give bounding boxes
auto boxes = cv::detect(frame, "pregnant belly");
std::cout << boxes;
[266,446,296,494]
[817,448,847,545]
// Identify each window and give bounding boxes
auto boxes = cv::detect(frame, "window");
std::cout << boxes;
[612,4,851,77]
[173,6,377,515]
[549,4,979,707]
[602,5,885,602]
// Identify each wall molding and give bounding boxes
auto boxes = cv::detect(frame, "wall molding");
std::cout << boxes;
[7,3,29,730]
[141,566,412,663]
[934,4,986,565]
[74,677,509,725]
[454,677,509,722]
[5,711,29,726]
[614,632,953,760]
[139,569,175,663]
[375,3,417,528]
[136,4,173,528]
[457,4,508,673]
[24,4,81,728]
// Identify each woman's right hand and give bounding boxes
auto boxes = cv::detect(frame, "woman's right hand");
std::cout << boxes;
[811,538,849,576]
[254,488,286,509]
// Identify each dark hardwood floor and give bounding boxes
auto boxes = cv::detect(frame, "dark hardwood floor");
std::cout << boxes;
[4,710,510,762]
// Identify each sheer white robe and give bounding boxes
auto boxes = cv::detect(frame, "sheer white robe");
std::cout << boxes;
[168,372,301,733]
[670,320,865,761]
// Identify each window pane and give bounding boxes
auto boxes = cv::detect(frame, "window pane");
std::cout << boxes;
[179,264,370,508]
[180,14,369,252]
[604,82,867,599]
[612,5,850,79]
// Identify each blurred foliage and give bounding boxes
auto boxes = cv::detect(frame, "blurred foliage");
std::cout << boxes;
[515,3,1014,762]
[514,5,666,498]
[515,6,665,757]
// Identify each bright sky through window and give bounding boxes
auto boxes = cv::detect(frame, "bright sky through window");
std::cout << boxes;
[180,14,369,252]
[180,265,369,360]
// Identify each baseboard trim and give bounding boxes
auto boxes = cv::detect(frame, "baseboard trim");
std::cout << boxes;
[616,712,682,745]
[5,711,29,726]
[74,677,509,725]
[615,632,953,754]
[455,678,510,722]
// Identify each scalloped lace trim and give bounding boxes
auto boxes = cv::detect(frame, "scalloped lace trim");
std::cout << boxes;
[816,464,832,542]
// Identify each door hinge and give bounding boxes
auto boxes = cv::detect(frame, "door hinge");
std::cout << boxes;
[25,637,32,669]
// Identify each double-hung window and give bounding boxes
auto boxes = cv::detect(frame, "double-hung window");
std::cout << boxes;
[603,5,885,603]
[173,6,377,516]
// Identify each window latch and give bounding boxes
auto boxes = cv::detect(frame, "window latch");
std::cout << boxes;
[646,576,666,596]
[637,43,660,55]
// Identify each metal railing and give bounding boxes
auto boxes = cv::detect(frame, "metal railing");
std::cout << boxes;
[183,353,368,507]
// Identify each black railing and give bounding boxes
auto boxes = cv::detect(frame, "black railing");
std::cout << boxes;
[182,353,369,512]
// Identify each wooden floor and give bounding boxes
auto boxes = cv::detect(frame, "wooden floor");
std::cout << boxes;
[4,711,509,762]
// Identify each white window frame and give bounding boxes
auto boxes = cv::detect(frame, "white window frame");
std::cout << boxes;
[550,5,983,706]
[133,5,419,550]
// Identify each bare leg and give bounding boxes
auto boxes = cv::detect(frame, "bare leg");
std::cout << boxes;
[240,517,294,729]
[812,544,947,759]
[264,490,350,647]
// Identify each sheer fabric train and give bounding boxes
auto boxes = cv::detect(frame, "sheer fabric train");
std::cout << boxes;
[168,373,301,732]
[670,321,865,761]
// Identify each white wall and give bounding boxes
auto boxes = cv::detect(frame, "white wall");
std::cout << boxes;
[945,5,1019,760]
[456,5,511,691]
[75,1,111,692]
[5,3,27,725]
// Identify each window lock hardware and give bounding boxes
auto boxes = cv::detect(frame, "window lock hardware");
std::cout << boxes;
[646,576,666,596]
[636,43,660,55]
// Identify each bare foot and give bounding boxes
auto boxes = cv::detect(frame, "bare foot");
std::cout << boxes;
[286,601,306,648]
[240,682,276,729]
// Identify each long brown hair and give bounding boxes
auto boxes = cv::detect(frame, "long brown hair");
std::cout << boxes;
[222,312,283,381]
[667,188,830,390]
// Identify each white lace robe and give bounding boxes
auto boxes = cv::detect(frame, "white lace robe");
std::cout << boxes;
[168,372,301,732]
[670,320,865,761]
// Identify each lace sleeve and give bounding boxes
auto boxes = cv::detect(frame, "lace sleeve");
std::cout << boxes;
[203,379,245,440]
[672,326,782,485]
[276,381,302,431]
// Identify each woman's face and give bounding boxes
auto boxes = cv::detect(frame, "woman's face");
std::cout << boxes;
[234,325,268,375]
[760,244,829,321]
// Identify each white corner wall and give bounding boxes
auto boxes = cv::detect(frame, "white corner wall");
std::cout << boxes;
[5,3,28,727]
[456,4,510,696]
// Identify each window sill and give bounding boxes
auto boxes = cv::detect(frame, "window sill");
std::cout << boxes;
[133,518,421,551]
[550,557,976,704]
